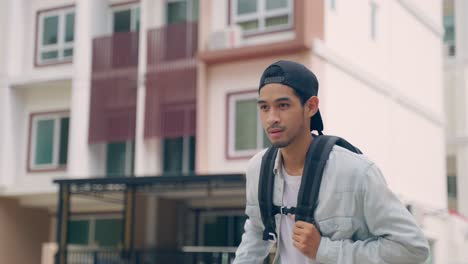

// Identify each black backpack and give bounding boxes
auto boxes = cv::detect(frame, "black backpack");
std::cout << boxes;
[258,135,362,241]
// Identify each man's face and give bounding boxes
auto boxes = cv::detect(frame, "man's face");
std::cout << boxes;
[257,83,310,148]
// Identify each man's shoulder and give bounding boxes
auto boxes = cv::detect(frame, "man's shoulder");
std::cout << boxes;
[327,145,375,182]
[247,148,269,171]
[331,145,373,165]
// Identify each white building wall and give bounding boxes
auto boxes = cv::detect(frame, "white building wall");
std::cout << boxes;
[204,53,312,173]
[8,84,71,194]
[323,0,445,206]
[451,0,468,221]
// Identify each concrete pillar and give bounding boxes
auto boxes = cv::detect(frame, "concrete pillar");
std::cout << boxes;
[195,0,212,173]
[134,0,164,176]
[0,0,27,187]
[67,0,107,177]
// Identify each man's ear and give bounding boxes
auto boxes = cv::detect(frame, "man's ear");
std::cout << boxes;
[305,96,319,118]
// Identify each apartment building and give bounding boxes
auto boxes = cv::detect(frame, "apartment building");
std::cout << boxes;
[443,0,468,262]
[0,0,465,263]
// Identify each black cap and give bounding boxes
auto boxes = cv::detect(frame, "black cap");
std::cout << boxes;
[258,60,323,133]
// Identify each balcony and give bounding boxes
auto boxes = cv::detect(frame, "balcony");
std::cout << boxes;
[145,22,198,139]
[89,31,139,143]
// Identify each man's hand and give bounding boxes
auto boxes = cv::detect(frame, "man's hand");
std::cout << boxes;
[293,220,321,259]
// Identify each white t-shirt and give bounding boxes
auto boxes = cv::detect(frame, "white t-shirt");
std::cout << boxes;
[279,165,317,264]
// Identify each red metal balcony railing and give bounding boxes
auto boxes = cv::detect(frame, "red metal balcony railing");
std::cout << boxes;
[92,31,139,72]
[89,31,139,143]
[147,21,198,67]
[145,22,198,139]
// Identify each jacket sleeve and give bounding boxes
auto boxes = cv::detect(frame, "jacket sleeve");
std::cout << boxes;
[233,152,274,264]
[315,164,430,264]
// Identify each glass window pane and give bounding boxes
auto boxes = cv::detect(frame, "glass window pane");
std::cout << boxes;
[59,117,69,165]
[265,15,289,27]
[448,175,457,198]
[370,3,378,39]
[42,15,59,45]
[203,216,228,246]
[106,142,127,177]
[188,136,196,173]
[164,137,183,174]
[113,9,132,33]
[63,48,73,57]
[234,215,247,246]
[235,99,257,151]
[238,20,259,31]
[68,220,90,245]
[191,0,199,21]
[34,119,55,165]
[237,0,257,15]
[65,12,75,42]
[266,0,288,10]
[135,7,141,31]
[41,51,59,60]
[95,219,122,247]
[167,1,188,24]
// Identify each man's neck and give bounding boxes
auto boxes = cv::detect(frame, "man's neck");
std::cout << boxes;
[280,133,313,176]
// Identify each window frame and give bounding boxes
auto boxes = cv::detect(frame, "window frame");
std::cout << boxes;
[109,3,141,33]
[36,6,75,66]
[230,0,294,36]
[227,91,268,159]
[28,111,69,172]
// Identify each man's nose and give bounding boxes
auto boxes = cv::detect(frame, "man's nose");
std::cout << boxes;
[266,109,280,126]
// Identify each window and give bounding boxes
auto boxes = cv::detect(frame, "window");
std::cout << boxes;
[166,0,199,24]
[111,5,140,33]
[228,92,270,158]
[443,0,456,56]
[163,136,195,174]
[68,216,122,247]
[448,175,457,198]
[198,211,247,247]
[447,156,457,210]
[231,0,293,35]
[106,141,134,177]
[29,113,69,171]
[37,7,75,64]
[330,0,336,10]
[370,2,378,40]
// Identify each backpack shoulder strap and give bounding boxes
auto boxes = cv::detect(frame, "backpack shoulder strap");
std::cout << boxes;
[295,135,339,223]
[296,135,363,224]
[335,137,363,154]
[258,147,279,241]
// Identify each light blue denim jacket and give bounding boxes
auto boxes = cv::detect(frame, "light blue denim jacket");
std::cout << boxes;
[233,146,429,264]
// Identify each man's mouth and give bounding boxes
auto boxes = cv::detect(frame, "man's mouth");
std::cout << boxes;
[268,128,284,138]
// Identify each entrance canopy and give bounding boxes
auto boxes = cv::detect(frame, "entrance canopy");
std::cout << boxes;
[53,174,245,264]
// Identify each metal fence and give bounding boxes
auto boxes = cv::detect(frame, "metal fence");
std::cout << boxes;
[64,247,272,264]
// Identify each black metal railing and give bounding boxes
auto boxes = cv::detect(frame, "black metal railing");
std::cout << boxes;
[63,247,272,264]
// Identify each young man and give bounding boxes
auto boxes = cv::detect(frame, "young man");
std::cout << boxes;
[233,60,429,263]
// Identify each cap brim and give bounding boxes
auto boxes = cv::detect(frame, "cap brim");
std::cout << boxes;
[310,109,324,132]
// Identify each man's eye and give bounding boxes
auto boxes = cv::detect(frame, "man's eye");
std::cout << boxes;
[259,105,268,110]
[279,103,289,109]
